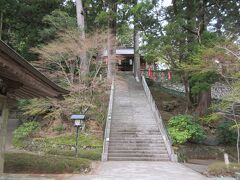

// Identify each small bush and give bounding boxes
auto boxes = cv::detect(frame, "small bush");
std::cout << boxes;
[13,121,40,147]
[168,115,205,144]
[207,162,240,177]
[4,152,90,174]
[217,121,237,145]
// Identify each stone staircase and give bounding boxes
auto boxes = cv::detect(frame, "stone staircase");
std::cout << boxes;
[107,74,170,161]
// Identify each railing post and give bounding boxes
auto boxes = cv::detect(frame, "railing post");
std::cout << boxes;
[102,79,115,161]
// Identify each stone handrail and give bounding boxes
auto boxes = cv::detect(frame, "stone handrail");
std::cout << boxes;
[102,79,115,161]
[142,75,177,162]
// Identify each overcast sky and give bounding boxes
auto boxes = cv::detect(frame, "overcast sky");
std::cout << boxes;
[162,0,172,7]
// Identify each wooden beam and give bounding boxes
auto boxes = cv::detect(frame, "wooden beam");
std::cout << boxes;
[0,95,9,174]
[0,54,59,98]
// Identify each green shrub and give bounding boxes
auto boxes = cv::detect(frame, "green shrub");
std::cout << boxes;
[4,152,90,173]
[13,121,40,147]
[217,121,237,145]
[168,115,205,144]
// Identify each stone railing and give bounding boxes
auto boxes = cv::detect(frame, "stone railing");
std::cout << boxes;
[102,79,115,161]
[142,75,177,162]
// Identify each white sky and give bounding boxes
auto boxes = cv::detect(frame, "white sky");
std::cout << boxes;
[162,0,172,7]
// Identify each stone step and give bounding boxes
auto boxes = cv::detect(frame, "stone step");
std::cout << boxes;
[110,137,163,141]
[110,129,159,132]
[108,152,169,158]
[106,75,171,162]
[111,124,158,127]
[108,150,167,154]
[110,133,163,136]
[110,131,160,135]
[112,116,154,119]
[111,121,156,124]
[109,139,164,144]
[109,146,166,150]
[110,132,161,136]
[109,143,166,148]
[110,128,159,131]
[111,124,157,126]
[108,157,169,161]
[111,123,157,125]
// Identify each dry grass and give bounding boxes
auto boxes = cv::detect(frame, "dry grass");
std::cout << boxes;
[207,162,240,177]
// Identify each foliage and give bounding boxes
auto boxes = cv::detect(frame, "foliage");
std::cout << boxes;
[139,0,239,116]
[217,121,237,145]
[17,81,109,128]
[168,115,205,144]
[1,0,65,60]
[201,113,222,125]
[4,152,90,174]
[25,29,109,128]
[19,98,52,118]
[207,162,240,177]
[205,40,240,161]
[117,22,133,47]
[39,9,77,43]
[13,121,40,147]
[189,71,219,95]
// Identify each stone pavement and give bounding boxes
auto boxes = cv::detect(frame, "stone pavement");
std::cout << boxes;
[66,161,206,180]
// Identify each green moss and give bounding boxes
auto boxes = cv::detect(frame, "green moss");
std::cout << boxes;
[16,133,103,152]
[43,134,103,147]
[46,148,102,160]
[4,152,90,174]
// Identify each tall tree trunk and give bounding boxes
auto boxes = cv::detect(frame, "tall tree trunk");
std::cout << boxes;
[76,0,85,38]
[198,0,207,43]
[196,0,211,116]
[182,73,191,112]
[196,88,211,116]
[133,0,141,82]
[107,1,117,80]
[0,11,3,40]
[76,0,88,77]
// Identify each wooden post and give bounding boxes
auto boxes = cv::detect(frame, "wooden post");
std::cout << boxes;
[0,96,9,174]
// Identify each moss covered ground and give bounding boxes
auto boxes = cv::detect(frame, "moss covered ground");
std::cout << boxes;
[4,152,90,174]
